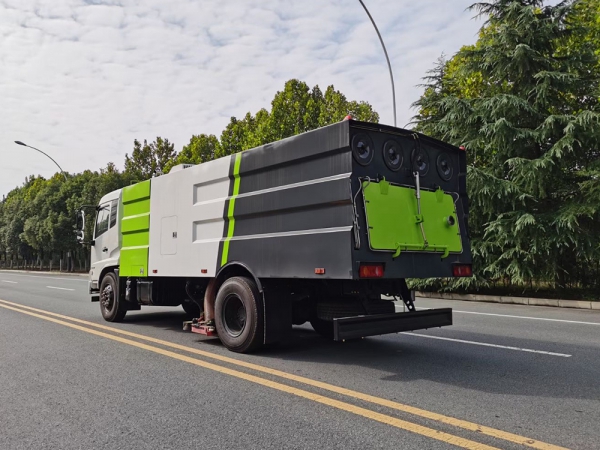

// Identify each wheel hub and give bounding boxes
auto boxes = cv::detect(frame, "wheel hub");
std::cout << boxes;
[101,284,113,310]
[222,294,246,338]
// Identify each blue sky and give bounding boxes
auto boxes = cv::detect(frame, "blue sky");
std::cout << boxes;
[0,0,482,197]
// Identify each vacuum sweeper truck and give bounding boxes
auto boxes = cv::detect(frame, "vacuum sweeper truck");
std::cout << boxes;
[76,118,472,353]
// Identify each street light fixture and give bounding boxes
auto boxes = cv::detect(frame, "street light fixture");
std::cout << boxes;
[14,140,72,272]
[357,0,397,128]
[14,141,68,182]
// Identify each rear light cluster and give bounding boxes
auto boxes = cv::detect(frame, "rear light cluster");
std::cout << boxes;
[359,263,384,278]
[452,264,473,277]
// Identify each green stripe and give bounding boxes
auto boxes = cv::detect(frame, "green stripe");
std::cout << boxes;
[120,180,152,277]
[221,153,242,266]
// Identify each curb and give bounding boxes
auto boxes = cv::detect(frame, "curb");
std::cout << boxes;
[416,291,599,310]
[0,269,88,278]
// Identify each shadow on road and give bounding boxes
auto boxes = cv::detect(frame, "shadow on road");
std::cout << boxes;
[118,308,597,401]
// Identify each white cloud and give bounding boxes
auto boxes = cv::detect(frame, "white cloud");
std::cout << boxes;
[0,0,482,196]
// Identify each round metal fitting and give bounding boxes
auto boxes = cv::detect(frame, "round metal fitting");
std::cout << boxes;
[382,140,404,172]
[411,147,430,176]
[351,133,375,166]
[436,152,454,181]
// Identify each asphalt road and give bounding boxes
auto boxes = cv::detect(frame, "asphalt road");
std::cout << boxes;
[0,270,598,450]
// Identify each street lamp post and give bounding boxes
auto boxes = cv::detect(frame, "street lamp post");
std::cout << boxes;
[357,0,397,128]
[14,140,70,271]
[14,141,68,182]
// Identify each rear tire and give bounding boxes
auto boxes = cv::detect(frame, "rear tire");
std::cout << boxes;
[100,272,126,322]
[214,277,263,353]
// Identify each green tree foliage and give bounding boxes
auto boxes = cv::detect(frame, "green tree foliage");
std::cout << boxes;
[412,0,600,293]
[165,134,220,173]
[218,79,379,156]
[0,166,133,268]
[124,137,177,180]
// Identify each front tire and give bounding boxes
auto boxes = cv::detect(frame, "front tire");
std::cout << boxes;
[100,272,127,322]
[214,277,263,353]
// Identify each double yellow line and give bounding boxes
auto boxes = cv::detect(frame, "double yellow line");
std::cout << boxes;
[0,299,568,450]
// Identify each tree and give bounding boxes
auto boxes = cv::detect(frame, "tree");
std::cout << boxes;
[170,134,220,169]
[124,137,177,181]
[219,79,379,156]
[412,0,600,293]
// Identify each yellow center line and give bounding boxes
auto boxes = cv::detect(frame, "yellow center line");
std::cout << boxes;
[0,299,569,450]
[0,301,497,450]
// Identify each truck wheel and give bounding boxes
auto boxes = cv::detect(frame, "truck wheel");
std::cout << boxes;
[181,300,202,318]
[310,318,334,340]
[100,272,127,322]
[214,277,263,353]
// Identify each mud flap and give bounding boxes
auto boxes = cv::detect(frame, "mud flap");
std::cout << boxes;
[262,284,292,345]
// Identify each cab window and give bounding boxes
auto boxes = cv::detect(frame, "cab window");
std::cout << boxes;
[109,199,118,228]
[95,203,111,238]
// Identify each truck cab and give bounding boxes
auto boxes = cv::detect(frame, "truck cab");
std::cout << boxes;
[88,190,122,297]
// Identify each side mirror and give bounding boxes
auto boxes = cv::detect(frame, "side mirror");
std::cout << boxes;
[75,210,87,245]
[76,210,84,230]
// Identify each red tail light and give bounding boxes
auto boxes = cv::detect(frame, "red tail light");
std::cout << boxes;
[359,264,384,278]
[453,264,473,277]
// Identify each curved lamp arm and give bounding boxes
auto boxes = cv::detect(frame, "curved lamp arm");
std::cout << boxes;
[357,0,397,127]
[14,141,68,182]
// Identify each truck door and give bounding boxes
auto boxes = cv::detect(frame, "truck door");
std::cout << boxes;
[91,199,120,283]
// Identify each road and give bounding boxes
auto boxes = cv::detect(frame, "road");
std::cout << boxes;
[0,270,598,450]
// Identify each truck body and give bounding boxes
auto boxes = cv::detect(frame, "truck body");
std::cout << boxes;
[81,119,472,353]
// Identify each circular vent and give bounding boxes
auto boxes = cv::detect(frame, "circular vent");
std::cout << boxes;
[351,134,374,166]
[411,147,430,176]
[383,140,404,172]
[436,153,454,181]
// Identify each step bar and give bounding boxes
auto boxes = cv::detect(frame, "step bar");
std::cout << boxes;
[333,308,452,341]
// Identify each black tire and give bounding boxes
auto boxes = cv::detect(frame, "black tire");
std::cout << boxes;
[214,277,263,353]
[310,318,334,340]
[99,272,126,322]
[181,300,202,318]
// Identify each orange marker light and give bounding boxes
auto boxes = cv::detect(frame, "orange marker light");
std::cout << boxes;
[315,268,325,275]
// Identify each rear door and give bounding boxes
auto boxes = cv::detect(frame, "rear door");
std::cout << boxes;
[362,179,462,259]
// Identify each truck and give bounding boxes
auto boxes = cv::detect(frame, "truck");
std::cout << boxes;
[76,118,472,353]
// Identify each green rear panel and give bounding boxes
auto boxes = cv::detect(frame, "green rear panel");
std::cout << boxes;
[120,180,151,277]
[362,180,462,258]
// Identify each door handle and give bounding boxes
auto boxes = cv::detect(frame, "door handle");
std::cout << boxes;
[102,247,108,253]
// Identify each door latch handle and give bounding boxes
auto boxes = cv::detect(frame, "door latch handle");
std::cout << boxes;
[102,247,108,253]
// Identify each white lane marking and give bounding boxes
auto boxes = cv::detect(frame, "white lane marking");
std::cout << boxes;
[1,280,17,284]
[46,286,75,291]
[0,272,87,283]
[402,332,572,357]
[415,306,600,326]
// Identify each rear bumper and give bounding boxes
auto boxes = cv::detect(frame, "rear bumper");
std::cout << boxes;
[333,308,452,341]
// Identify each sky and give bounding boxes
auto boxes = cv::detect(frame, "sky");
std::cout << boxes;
[0,0,483,197]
